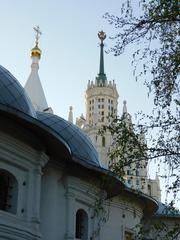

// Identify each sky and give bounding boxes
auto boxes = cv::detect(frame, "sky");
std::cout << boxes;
[0,0,175,205]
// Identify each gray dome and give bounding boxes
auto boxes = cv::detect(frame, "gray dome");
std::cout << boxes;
[37,112,100,167]
[0,65,36,117]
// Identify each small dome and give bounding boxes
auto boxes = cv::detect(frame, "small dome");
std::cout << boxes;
[0,65,36,117]
[37,112,100,167]
[31,46,41,58]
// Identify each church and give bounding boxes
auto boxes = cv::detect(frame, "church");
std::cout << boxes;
[0,27,179,240]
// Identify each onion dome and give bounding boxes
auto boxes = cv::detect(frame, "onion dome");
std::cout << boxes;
[31,46,42,58]
[37,111,100,167]
[0,65,36,118]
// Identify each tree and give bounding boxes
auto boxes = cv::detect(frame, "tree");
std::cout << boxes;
[104,0,180,108]
[103,0,180,202]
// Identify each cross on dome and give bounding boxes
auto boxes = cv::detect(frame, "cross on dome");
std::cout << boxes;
[33,25,42,47]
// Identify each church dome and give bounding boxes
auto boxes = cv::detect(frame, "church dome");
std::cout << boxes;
[31,46,41,58]
[0,65,36,117]
[37,112,100,167]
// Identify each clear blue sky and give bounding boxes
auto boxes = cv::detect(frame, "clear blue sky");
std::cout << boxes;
[1,0,153,119]
[1,0,173,205]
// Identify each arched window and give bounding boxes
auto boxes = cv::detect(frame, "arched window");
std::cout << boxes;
[0,169,18,214]
[148,184,151,196]
[75,209,88,240]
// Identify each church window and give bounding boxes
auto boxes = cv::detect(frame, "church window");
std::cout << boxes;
[92,106,94,110]
[0,169,18,214]
[111,100,113,104]
[102,104,104,109]
[101,117,104,122]
[102,136,106,147]
[101,111,104,115]
[92,99,94,103]
[89,100,91,104]
[98,98,100,102]
[148,184,151,196]
[124,231,134,240]
[75,209,88,240]
[101,98,104,102]
[98,105,100,109]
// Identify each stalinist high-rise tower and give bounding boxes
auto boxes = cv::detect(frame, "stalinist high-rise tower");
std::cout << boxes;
[76,31,119,168]
[76,31,161,201]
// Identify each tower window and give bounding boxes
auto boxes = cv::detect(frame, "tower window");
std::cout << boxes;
[101,111,104,115]
[102,136,106,147]
[136,179,139,185]
[76,209,88,240]
[0,169,18,214]
[101,98,104,102]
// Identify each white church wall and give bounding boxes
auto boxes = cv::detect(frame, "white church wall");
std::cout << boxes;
[100,196,143,240]
[0,130,48,240]
[40,168,100,240]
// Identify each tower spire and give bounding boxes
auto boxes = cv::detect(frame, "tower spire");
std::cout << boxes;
[68,106,74,123]
[24,26,48,112]
[97,31,107,84]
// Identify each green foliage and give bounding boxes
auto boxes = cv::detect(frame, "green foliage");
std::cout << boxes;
[103,1,180,238]
[104,0,180,108]
[104,0,180,201]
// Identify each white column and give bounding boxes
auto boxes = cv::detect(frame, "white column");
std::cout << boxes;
[64,190,75,239]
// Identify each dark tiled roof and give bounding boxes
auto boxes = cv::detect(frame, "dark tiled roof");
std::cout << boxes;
[37,112,100,167]
[0,65,36,117]
[155,202,180,217]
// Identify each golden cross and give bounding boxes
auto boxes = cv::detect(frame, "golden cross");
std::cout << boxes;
[33,25,42,46]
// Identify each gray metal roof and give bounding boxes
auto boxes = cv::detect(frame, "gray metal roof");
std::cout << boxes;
[155,202,180,217]
[0,65,36,117]
[37,112,100,167]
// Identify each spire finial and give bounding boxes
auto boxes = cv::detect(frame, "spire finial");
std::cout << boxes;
[98,30,106,44]
[123,100,127,114]
[31,26,42,58]
[68,106,74,123]
[34,25,42,47]
[97,31,107,84]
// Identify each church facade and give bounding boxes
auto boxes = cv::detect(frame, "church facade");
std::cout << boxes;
[0,28,179,240]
